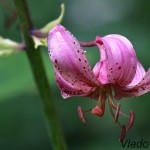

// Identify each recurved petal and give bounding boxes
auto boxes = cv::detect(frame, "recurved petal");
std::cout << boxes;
[55,70,93,98]
[106,34,134,51]
[95,35,137,86]
[48,24,99,98]
[107,34,137,86]
[127,61,146,87]
[93,61,111,86]
[96,36,122,84]
[114,68,150,99]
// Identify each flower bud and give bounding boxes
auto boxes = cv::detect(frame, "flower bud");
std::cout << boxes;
[0,36,24,57]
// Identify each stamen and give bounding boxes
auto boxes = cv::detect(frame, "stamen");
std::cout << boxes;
[114,103,121,123]
[78,106,86,124]
[91,106,103,117]
[108,93,129,118]
[126,111,135,131]
[107,88,134,142]
[79,41,96,47]
[119,125,126,142]
[108,96,122,128]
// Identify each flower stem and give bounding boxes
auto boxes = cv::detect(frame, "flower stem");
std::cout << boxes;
[79,41,96,47]
[13,0,68,150]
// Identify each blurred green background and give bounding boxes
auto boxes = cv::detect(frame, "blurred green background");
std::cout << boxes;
[0,0,150,149]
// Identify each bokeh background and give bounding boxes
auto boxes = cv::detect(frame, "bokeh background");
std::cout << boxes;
[0,0,150,149]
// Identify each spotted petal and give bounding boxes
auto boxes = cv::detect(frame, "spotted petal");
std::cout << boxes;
[48,24,99,98]
[95,35,137,86]
[114,67,150,99]
[127,61,146,87]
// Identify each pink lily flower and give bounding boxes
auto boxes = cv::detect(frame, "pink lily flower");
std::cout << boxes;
[47,24,150,141]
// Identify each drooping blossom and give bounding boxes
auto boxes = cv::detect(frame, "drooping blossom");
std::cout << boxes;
[47,24,150,141]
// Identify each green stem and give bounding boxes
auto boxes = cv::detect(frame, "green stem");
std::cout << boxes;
[14,0,68,150]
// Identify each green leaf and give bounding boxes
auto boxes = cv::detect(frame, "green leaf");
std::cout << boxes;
[40,3,65,34]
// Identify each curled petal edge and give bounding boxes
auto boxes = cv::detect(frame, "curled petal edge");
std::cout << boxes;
[114,68,150,99]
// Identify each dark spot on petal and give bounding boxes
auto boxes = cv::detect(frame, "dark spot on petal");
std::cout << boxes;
[77,50,80,53]
[83,67,85,69]
[79,58,81,61]
[116,62,118,65]
[118,66,121,70]
[55,59,57,64]
[73,42,75,44]
[85,60,87,63]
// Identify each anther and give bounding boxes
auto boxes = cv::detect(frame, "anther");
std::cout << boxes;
[126,111,135,131]
[119,125,126,142]
[78,106,86,124]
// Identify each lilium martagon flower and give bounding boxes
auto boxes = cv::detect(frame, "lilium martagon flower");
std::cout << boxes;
[47,24,150,142]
